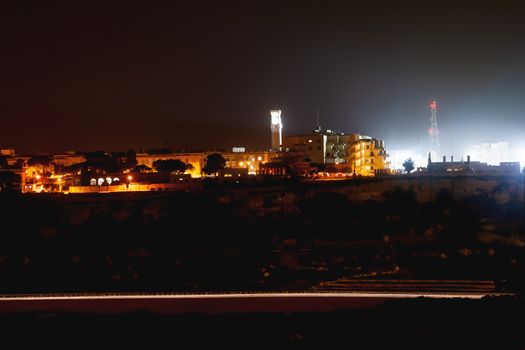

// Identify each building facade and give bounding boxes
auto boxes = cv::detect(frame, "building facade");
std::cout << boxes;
[427,155,521,175]
[283,132,326,164]
[136,150,273,177]
[284,130,390,176]
[0,148,16,157]
[347,135,389,176]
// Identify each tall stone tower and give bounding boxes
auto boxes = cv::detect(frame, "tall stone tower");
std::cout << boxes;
[270,109,283,152]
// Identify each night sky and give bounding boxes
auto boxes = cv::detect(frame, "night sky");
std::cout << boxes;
[1,1,524,155]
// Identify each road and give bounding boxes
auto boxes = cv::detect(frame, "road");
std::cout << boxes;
[0,280,509,315]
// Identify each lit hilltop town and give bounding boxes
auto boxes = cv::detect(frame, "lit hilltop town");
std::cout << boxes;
[0,107,522,194]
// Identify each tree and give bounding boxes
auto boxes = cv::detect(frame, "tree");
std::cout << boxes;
[202,153,226,175]
[153,159,192,174]
[131,164,152,173]
[27,155,53,166]
[80,149,138,174]
[0,156,8,169]
[402,158,415,174]
[27,155,54,177]
[12,159,24,169]
[110,149,137,172]
[124,149,138,171]
[84,151,107,164]
[82,151,114,174]
[0,171,21,192]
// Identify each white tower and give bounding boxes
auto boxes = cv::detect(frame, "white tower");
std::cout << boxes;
[270,109,283,152]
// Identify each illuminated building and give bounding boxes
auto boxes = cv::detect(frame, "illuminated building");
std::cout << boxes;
[283,132,326,164]
[283,129,354,164]
[53,153,87,168]
[348,134,390,176]
[0,148,15,157]
[325,132,352,164]
[471,141,510,165]
[270,109,283,152]
[259,162,288,176]
[284,130,390,176]
[136,150,273,177]
[259,149,313,176]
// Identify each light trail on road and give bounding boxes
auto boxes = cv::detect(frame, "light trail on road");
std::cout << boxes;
[0,291,502,301]
[0,280,511,314]
[0,290,511,315]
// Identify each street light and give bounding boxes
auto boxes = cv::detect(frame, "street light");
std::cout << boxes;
[127,175,133,190]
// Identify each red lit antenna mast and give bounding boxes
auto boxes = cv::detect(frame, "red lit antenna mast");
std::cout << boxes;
[428,100,440,160]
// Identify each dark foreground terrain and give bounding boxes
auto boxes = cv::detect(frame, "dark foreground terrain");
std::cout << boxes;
[0,297,523,348]
[0,176,524,347]
[0,176,523,294]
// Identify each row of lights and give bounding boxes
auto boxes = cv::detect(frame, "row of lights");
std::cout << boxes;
[90,175,133,186]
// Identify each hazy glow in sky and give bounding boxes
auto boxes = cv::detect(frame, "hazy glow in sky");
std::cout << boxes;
[0,2,524,153]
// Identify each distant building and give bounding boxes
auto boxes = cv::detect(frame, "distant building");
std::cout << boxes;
[283,131,326,164]
[218,167,249,177]
[53,153,86,168]
[472,141,510,165]
[283,129,356,164]
[325,131,353,164]
[284,130,390,176]
[136,151,273,177]
[427,154,521,175]
[347,135,390,176]
[259,162,287,176]
[265,149,315,176]
[0,148,15,157]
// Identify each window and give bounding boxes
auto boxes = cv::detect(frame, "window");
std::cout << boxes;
[371,159,374,164]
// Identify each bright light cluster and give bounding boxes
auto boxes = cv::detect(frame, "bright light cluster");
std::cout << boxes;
[388,150,427,170]
[270,109,282,126]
